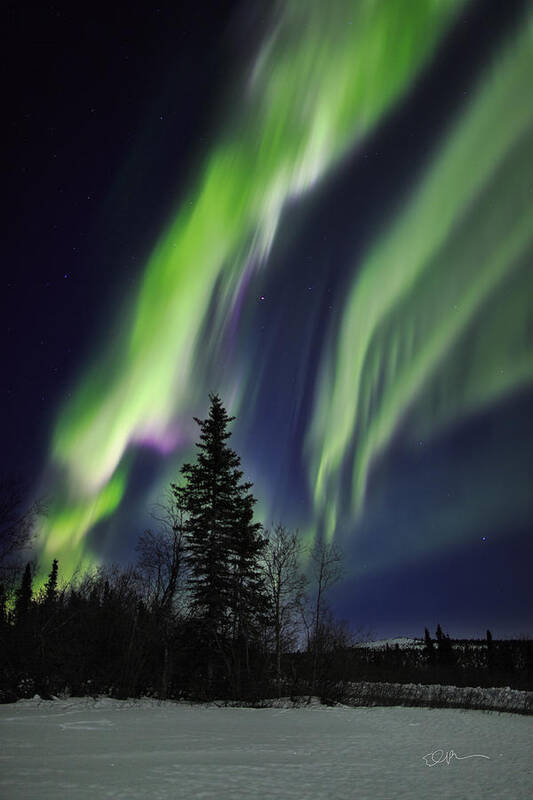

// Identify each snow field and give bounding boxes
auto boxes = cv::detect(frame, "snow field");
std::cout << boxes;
[0,696,531,799]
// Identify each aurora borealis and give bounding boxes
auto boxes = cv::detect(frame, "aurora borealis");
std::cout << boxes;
[41,0,466,572]
[310,11,533,542]
[5,0,533,636]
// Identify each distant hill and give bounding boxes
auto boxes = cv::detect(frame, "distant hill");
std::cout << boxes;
[356,637,424,650]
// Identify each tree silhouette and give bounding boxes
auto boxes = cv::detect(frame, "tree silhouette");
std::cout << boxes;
[0,477,43,573]
[14,563,33,624]
[261,524,307,693]
[172,393,265,693]
[435,623,454,666]
[424,627,436,665]
[43,559,59,605]
[304,540,343,692]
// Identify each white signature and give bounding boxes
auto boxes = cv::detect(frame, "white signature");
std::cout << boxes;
[422,748,490,766]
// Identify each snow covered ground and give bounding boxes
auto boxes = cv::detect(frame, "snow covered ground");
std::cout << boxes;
[0,696,531,799]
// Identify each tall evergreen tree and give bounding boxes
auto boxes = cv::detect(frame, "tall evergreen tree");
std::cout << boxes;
[172,394,266,692]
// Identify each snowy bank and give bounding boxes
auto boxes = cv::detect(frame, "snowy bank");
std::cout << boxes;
[341,681,533,715]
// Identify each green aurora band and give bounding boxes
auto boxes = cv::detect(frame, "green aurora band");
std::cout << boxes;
[39,0,476,576]
[308,9,533,544]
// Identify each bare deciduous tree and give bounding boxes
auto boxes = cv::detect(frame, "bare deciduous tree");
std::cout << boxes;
[261,524,307,693]
[0,476,44,588]
[135,490,188,698]
[303,539,344,691]
[135,489,188,613]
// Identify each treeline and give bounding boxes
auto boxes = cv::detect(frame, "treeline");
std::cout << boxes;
[2,566,532,703]
[348,626,533,692]
[0,545,347,703]
[0,396,349,703]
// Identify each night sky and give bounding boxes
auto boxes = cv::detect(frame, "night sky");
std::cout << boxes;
[4,0,533,639]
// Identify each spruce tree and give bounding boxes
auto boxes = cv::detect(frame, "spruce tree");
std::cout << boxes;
[486,629,494,671]
[15,562,33,623]
[44,559,59,605]
[172,394,266,691]
[424,627,436,665]
[435,623,454,666]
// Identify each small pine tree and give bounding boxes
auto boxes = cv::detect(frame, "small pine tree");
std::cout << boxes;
[424,627,436,665]
[486,629,494,671]
[435,624,454,666]
[14,562,33,623]
[44,559,59,605]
